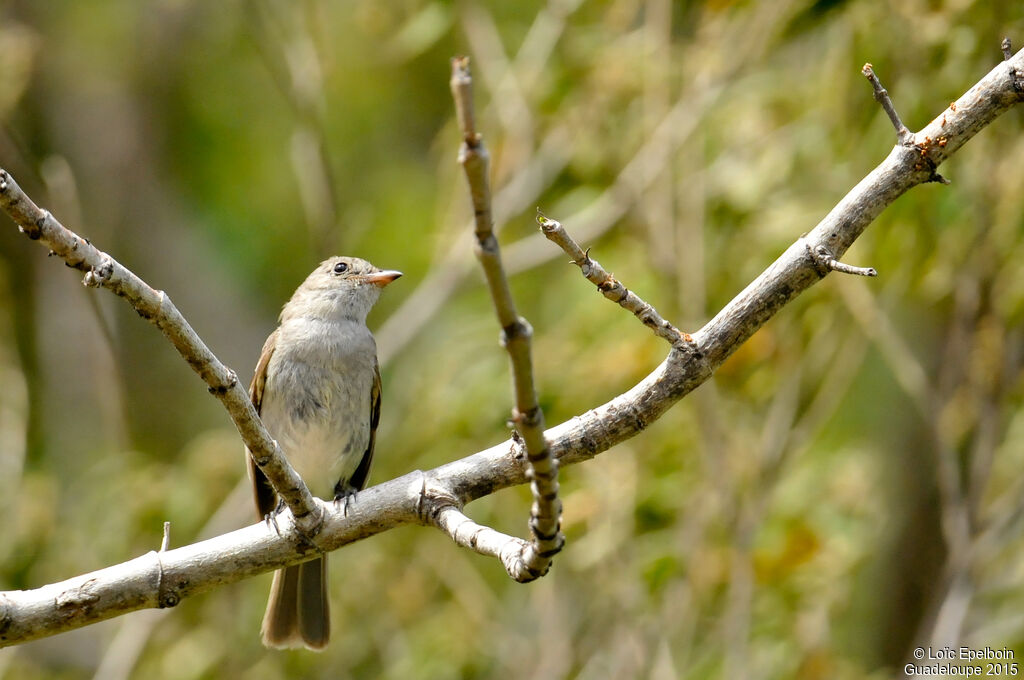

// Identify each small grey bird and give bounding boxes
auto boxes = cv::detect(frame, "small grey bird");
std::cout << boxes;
[248,256,401,650]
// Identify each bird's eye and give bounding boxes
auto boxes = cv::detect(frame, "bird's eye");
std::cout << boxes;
[333,262,348,274]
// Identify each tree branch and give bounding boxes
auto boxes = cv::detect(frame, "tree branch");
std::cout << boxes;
[861,63,914,146]
[536,209,693,349]
[0,171,324,535]
[449,56,562,581]
[1,44,1021,646]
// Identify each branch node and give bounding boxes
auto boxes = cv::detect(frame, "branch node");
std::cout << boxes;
[806,242,878,278]
[532,516,565,540]
[83,258,114,288]
[513,406,543,429]
[207,370,238,396]
[471,219,495,248]
[499,317,533,348]
[529,520,562,544]
[535,208,557,232]
[20,210,44,240]
[152,530,179,608]
[536,542,565,559]
[862,63,914,145]
[1002,39,1024,92]
[526,448,555,467]
[155,559,179,609]
[580,252,595,277]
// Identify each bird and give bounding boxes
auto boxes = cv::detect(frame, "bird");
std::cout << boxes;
[247,255,401,650]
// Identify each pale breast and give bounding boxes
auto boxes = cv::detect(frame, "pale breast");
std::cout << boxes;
[259,318,377,499]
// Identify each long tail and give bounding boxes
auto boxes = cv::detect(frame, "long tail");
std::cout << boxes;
[260,556,329,650]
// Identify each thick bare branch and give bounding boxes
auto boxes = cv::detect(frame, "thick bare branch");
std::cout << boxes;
[450,56,562,581]
[1,44,1021,646]
[0,170,323,534]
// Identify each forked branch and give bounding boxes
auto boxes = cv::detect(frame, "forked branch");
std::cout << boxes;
[447,56,563,581]
[0,42,1021,646]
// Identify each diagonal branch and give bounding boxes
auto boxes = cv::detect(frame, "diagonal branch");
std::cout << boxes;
[1,43,1021,646]
[536,209,693,350]
[448,56,562,581]
[0,170,323,536]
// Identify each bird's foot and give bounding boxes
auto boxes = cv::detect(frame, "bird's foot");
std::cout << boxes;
[263,510,282,537]
[333,484,359,517]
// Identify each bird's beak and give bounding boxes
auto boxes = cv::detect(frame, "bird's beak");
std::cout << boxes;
[364,270,403,287]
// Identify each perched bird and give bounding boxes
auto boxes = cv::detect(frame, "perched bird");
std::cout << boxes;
[248,256,401,650]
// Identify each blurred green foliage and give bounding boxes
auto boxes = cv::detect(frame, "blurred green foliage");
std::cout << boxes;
[1,1,1022,678]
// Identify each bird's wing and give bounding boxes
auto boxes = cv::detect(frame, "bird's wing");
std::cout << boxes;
[248,328,279,518]
[346,358,381,492]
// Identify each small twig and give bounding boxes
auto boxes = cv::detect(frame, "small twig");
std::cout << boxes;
[863,62,954,184]
[862,63,914,146]
[1003,38,1024,93]
[449,56,563,580]
[0,169,323,536]
[450,56,479,145]
[805,241,877,278]
[160,522,171,552]
[536,209,694,350]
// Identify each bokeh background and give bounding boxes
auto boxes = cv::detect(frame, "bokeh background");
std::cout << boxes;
[1,1,1023,678]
